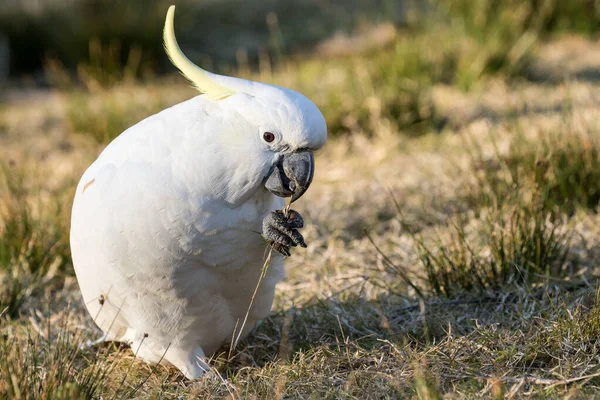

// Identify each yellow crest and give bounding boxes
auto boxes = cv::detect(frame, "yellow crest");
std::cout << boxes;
[163,6,236,100]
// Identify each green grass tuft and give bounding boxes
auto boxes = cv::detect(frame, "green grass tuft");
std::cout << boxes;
[385,121,599,297]
[469,127,600,215]
[413,204,570,297]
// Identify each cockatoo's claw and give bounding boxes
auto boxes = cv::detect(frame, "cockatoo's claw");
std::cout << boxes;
[272,243,292,257]
[262,209,307,255]
[268,209,304,229]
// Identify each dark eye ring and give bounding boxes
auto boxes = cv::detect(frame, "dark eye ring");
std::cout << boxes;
[263,132,276,143]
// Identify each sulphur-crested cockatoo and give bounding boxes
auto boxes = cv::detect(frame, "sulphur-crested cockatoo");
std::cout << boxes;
[70,5,326,379]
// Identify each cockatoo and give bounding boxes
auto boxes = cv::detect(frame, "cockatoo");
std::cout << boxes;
[70,5,326,379]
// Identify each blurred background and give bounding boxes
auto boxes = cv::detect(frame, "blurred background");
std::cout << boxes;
[2,0,406,84]
[1,0,598,138]
[1,0,598,80]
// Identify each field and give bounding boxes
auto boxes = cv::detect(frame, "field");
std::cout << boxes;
[1,1,600,398]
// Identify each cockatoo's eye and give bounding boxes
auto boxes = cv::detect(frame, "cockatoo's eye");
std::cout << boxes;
[263,132,276,143]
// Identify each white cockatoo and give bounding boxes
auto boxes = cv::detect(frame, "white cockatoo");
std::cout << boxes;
[70,5,326,379]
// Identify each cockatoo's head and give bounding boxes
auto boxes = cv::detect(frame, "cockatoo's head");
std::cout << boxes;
[164,6,326,203]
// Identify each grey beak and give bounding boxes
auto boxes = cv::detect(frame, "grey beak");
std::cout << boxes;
[264,150,315,203]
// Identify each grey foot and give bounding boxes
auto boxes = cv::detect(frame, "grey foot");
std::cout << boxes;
[262,209,306,257]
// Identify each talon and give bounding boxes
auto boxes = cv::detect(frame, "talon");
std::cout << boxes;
[287,229,306,247]
[272,243,291,257]
[262,209,307,251]
[286,210,304,229]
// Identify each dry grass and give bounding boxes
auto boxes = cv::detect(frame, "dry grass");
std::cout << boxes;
[1,14,600,400]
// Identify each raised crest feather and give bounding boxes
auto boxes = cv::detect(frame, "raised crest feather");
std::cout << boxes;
[163,5,236,100]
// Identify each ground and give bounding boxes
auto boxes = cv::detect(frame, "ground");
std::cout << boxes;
[1,25,600,400]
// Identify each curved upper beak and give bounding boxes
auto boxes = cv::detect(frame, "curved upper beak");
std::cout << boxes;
[264,150,315,203]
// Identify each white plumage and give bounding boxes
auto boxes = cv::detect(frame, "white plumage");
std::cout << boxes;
[70,5,326,379]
